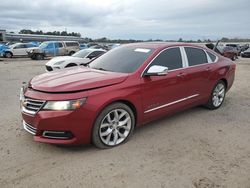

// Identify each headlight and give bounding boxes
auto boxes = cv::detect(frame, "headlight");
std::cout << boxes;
[54,60,65,65]
[43,98,86,111]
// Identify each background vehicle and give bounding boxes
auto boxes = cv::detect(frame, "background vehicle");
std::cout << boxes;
[27,41,80,60]
[45,48,106,71]
[241,47,250,58]
[20,43,235,148]
[206,42,238,61]
[225,44,242,55]
[3,43,38,58]
[80,43,90,50]
[0,43,8,57]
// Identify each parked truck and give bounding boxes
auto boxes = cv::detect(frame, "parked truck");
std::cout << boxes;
[27,41,80,60]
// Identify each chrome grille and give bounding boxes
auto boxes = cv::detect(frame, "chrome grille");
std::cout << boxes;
[22,98,46,115]
[23,121,37,135]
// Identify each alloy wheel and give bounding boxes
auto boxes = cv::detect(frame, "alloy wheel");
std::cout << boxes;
[99,109,132,146]
[212,83,225,107]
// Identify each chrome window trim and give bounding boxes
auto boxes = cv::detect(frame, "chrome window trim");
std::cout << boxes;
[144,94,199,113]
[141,46,185,77]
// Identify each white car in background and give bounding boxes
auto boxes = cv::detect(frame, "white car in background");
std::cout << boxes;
[3,43,37,58]
[45,48,106,71]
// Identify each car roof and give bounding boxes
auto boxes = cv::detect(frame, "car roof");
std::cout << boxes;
[123,42,206,50]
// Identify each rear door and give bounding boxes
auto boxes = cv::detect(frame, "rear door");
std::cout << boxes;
[183,47,216,99]
[141,47,190,121]
[57,42,66,55]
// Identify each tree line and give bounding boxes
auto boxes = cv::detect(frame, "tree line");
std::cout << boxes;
[19,29,81,37]
[17,29,250,43]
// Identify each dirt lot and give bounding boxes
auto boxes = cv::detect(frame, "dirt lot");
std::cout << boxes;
[0,57,250,188]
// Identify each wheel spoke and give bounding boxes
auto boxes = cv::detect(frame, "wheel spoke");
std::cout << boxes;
[105,133,112,144]
[119,117,130,126]
[100,128,112,137]
[100,123,110,129]
[119,111,127,120]
[106,114,112,123]
[117,130,126,138]
[219,89,225,96]
[114,110,119,121]
[113,130,118,144]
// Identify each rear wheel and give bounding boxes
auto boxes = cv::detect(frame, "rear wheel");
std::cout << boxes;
[231,54,237,61]
[4,52,13,58]
[205,80,226,110]
[35,54,44,60]
[69,51,75,56]
[92,103,135,149]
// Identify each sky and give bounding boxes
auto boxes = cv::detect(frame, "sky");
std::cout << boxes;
[0,0,249,40]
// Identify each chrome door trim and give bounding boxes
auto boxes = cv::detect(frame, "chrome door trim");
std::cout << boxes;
[144,94,199,113]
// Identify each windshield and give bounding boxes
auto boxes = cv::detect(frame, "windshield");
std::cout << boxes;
[72,49,91,58]
[39,42,49,49]
[89,46,154,73]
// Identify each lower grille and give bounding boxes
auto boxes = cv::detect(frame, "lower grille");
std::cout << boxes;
[42,131,73,139]
[46,65,53,71]
[23,121,37,135]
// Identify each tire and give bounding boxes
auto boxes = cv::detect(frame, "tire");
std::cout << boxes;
[231,54,237,61]
[69,51,75,56]
[4,52,13,58]
[65,63,77,68]
[205,80,226,110]
[92,103,135,149]
[35,54,44,60]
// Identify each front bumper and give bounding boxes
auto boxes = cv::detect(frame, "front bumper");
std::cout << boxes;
[22,107,95,145]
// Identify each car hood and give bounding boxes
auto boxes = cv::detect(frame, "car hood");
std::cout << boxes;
[30,67,128,93]
[46,56,89,66]
[27,47,40,52]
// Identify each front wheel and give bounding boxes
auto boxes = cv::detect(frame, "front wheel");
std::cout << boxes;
[205,81,226,110]
[92,103,135,149]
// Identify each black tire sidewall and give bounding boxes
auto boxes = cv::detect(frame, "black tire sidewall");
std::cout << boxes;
[92,103,135,149]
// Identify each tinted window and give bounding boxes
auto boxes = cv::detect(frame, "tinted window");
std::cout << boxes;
[90,46,154,73]
[185,47,208,66]
[207,51,216,62]
[58,42,63,48]
[46,43,54,49]
[148,47,183,70]
[66,42,79,47]
[14,44,26,49]
[73,49,92,58]
[88,51,104,58]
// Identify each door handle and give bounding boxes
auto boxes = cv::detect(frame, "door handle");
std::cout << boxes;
[177,72,186,77]
[206,67,211,71]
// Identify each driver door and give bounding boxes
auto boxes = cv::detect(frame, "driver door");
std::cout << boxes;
[141,47,188,122]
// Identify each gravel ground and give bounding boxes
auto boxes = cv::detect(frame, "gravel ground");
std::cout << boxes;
[0,57,250,188]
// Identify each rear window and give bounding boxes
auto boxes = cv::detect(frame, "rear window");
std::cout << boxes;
[65,42,79,47]
[185,47,208,66]
[207,51,217,62]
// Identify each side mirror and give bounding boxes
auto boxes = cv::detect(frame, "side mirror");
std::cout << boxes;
[144,65,168,77]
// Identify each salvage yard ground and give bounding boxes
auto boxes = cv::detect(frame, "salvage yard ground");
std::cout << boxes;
[0,57,250,188]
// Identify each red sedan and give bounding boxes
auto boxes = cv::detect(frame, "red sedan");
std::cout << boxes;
[20,43,236,148]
